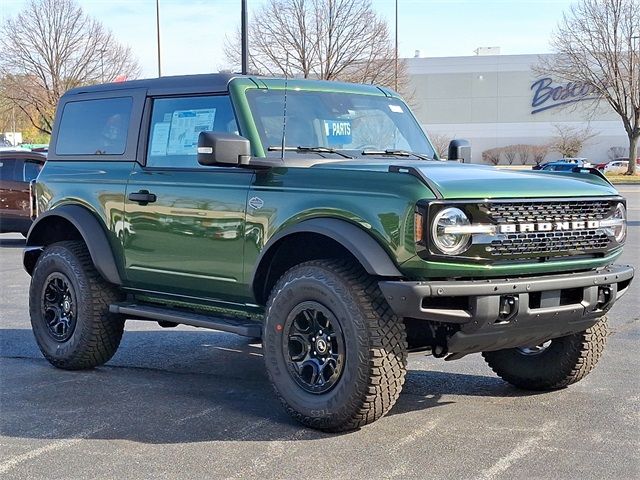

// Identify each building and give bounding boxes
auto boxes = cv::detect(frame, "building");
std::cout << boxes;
[405,53,628,163]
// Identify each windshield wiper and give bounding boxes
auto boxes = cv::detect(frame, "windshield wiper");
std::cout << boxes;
[361,149,432,161]
[268,145,353,159]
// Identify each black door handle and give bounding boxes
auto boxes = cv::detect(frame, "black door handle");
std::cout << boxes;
[128,190,157,205]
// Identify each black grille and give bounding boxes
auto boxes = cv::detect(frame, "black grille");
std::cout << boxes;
[489,230,610,257]
[488,200,612,223]
[485,200,614,258]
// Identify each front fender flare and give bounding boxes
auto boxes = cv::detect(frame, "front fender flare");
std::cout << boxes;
[24,205,122,285]
[252,218,403,290]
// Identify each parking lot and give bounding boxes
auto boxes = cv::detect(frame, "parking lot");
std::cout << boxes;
[0,188,638,480]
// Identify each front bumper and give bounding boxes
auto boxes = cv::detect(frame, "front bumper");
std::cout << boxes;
[379,264,634,354]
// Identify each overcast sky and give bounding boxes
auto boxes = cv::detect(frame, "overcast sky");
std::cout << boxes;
[1,0,575,78]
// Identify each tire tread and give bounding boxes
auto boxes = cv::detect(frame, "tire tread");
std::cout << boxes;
[30,240,124,370]
[482,317,609,391]
[265,259,407,431]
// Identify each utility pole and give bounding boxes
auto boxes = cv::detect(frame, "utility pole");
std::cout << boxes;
[241,0,249,74]
[156,0,162,77]
[394,0,398,92]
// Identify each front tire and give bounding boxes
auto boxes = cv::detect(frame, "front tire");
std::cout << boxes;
[263,259,407,432]
[482,317,609,391]
[29,241,125,370]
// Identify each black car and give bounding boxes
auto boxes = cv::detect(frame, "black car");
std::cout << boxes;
[0,150,46,235]
[537,161,578,172]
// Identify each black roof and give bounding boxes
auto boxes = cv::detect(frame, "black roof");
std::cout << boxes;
[0,149,47,161]
[64,73,239,96]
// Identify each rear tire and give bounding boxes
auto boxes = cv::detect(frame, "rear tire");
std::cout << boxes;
[482,317,609,391]
[29,241,124,370]
[263,259,407,432]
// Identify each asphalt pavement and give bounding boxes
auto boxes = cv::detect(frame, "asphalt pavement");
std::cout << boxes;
[1,188,639,480]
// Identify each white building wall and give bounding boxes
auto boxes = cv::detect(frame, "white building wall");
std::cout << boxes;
[405,54,628,163]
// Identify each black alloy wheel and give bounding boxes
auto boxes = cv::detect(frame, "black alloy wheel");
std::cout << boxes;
[41,272,77,342]
[283,301,345,394]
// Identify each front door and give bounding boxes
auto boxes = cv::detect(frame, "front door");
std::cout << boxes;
[123,94,253,304]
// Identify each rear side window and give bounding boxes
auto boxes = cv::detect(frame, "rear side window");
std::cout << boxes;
[56,97,133,155]
[0,158,18,181]
[146,95,238,168]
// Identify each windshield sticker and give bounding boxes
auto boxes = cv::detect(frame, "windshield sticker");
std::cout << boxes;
[389,104,404,113]
[324,120,352,145]
[149,122,170,156]
[166,108,216,155]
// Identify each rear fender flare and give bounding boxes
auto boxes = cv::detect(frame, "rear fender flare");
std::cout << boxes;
[24,204,122,285]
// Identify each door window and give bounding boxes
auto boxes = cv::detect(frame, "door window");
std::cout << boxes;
[23,161,43,182]
[146,96,239,168]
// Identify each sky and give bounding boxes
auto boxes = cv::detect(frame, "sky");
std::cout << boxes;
[0,0,576,78]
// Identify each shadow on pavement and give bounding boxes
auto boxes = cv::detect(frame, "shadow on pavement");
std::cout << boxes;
[0,327,531,444]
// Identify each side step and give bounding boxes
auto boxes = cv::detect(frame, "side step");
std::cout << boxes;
[109,303,262,338]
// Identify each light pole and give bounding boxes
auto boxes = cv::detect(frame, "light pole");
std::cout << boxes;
[156,0,162,77]
[394,0,398,92]
[241,0,249,74]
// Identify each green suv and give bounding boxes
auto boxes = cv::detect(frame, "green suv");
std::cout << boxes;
[24,74,634,431]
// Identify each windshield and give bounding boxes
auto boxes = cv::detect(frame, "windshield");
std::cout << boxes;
[246,89,435,159]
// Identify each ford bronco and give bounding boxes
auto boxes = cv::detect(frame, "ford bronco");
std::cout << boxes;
[24,74,634,431]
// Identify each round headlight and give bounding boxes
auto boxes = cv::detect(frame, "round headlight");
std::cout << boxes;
[431,207,471,255]
[611,202,627,243]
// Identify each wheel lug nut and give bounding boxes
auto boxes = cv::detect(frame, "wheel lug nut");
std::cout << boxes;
[313,351,317,355]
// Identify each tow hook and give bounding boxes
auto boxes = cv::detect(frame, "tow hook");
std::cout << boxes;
[496,295,519,324]
[595,286,612,310]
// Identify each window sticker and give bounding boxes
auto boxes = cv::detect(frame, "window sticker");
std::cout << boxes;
[388,104,404,113]
[149,122,170,156]
[166,108,216,155]
[324,120,352,145]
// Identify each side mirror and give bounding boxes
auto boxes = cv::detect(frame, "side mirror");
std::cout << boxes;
[197,132,251,166]
[447,139,471,163]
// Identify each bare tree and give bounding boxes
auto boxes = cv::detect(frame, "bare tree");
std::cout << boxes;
[427,132,450,159]
[514,144,533,165]
[548,124,597,158]
[607,146,627,159]
[503,145,518,165]
[0,0,140,135]
[538,0,639,174]
[531,145,550,166]
[224,0,411,94]
[482,148,502,166]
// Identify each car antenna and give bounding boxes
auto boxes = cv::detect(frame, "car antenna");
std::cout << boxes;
[280,52,289,163]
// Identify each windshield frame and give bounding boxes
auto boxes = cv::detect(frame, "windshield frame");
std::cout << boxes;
[244,87,436,161]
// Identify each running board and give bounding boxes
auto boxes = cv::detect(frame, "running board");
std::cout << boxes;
[109,303,262,338]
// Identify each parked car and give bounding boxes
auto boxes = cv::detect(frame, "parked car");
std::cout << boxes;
[597,157,638,171]
[0,150,46,236]
[532,157,591,170]
[537,162,579,172]
[604,160,629,174]
[595,159,614,170]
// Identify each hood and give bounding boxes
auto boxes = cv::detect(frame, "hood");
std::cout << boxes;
[316,160,619,199]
